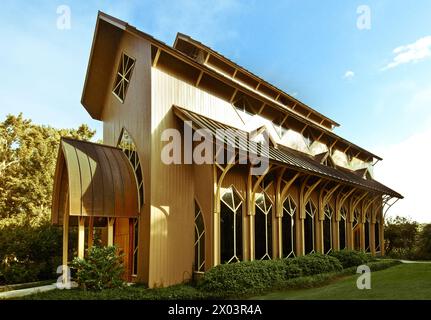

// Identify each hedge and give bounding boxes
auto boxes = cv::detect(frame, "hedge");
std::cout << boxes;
[329,249,370,268]
[198,253,342,298]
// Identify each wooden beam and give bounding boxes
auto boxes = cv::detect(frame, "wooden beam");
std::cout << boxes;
[62,212,69,283]
[316,131,325,142]
[196,70,204,86]
[300,124,309,135]
[258,102,266,115]
[108,218,115,246]
[304,178,322,203]
[204,52,210,64]
[229,88,238,103]
[323,184,341,207]
[152,48,161,67]
[232,69,238,78]
[279,113,289,126]
[78,217,85,259]
[329,139,338,151]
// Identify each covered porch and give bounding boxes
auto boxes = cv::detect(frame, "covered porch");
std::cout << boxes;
[51,137,140,281]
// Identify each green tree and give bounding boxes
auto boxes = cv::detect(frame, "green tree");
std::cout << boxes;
[0,113,95,222]
[416,224,431,260]
[385,216,419,259]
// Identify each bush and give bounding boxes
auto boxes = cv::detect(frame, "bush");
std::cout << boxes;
[198,253,342,298]
[0,221,74,285]
[71,245,125,290]
[329,249,370,268]
[198,259,287,298]
[415,224,431,260]
[286,253,343,276]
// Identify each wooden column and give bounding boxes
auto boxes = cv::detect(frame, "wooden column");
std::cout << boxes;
[333,218,339,251]
[360,223,366,252]
[108,218,115,246]
[88,217,94,248]
[315,218,324,254]
[247,173,255,261]
[62,212,69,283]
[370,222,376,256]
[380,218,385,256]
[78,217,85,259]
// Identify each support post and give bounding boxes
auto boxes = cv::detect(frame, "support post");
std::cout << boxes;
[78,217,85,259]
[108,218,115,246]
[62,212,69,284]
[370,222,376,256]
[360,223,366,252]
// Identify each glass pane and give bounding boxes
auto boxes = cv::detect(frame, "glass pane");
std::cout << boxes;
[365,221,370,252]
[304,213,314,254]
[221,191,234,211]
[235,204,243,261]
[220,202,234,263]
[323,218,332,254]
[255,205,266,259]
[340,216,346,250]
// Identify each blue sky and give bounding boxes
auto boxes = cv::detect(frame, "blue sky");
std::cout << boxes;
[1,0,431,221]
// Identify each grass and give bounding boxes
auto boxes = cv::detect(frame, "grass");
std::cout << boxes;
[23,283,205,300]
[253,263,431,300]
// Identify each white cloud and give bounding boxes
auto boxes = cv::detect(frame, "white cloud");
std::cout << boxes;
[374,119,431,223]
[343,70,355,79]
[381,36,431,71]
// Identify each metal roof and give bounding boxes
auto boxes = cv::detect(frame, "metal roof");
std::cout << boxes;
[173,106,402,199]
[52,137,139,224]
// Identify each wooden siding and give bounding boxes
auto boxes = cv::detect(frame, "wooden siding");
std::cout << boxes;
[101,31,152,284]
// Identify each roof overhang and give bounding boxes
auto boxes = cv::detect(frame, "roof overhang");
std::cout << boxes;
[81,12,125,120]
[51,137,139,225]
[173,105,402,199]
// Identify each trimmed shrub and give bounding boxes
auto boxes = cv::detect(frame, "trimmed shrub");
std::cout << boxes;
[198,254,342,298]
[285,253,343,276]
[329,249,369,268]
[198,259,287,298]
[71,245,125,290]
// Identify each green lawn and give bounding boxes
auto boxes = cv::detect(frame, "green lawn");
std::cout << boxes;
[254,263,431,300]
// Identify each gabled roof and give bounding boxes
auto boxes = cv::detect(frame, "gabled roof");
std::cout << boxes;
[174,33,340,130]
[81,11,383,163]
[173,106,402,199]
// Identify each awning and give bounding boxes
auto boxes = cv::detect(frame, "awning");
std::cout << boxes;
[52,137,139,224]
[173,106,403,199]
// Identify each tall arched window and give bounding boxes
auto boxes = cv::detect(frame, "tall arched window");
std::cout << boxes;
[118,129,143,276]
[339,207,347,250]
[323,204,333,254]
[220,187,243,264]
[194,201,205,272]
[255,192,273,260]
[282,196,296,258]
[304,200,316,254]
[375,214,381,252]
[364,213,370,252]
[118,129,144,209]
